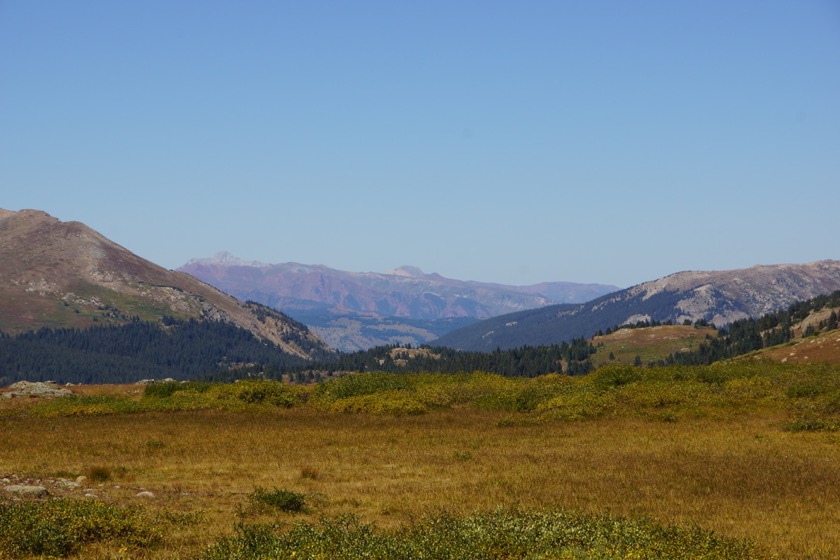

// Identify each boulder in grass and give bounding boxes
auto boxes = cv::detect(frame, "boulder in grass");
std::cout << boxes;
[5,485,48,497]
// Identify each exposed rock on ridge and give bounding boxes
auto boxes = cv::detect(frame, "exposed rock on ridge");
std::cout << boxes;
[435,260,840,351]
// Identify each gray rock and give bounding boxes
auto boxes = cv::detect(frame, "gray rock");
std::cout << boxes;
[5,485,48,497]
[135,491,155,499]
[2,381,72,399]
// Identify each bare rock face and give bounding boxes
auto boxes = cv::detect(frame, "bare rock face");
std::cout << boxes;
[621,261,840,326]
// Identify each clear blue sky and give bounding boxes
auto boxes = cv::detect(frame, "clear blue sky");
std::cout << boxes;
[2,1,838,288]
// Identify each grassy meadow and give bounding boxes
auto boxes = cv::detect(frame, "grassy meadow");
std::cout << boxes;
[2,362,840,559]
[590,324,719,367]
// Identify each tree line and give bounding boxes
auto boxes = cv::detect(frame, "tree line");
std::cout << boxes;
[3,290,839,386]
[0,318,308,386]
[286,337,596,379]
[662,290,840,366]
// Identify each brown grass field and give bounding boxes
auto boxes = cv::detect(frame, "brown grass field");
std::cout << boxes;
[2,380,840,559]
[757,330,840,365]
[591,325,719,366]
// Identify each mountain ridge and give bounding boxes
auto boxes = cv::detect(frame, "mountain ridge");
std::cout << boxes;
[435,260,840,351]
[179,252,619,351]
[0,209,331,361]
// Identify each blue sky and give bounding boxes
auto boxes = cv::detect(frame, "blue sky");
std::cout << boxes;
[2,1,838,288]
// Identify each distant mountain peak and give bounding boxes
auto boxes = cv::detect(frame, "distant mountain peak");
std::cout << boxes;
[388,265,425,277]
[186,251,268,268]
[179,256,619,351]
[435,260,840,351]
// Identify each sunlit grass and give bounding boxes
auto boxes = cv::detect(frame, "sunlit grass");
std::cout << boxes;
[2,362,840,558]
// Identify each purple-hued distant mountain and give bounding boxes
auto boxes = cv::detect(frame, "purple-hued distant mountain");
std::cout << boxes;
[178,252,619,351]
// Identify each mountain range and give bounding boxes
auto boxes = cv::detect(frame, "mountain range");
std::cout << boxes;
[178,252,618,351]
[4,207,840,370]
[0,209,331,361]
[435,260,840,351]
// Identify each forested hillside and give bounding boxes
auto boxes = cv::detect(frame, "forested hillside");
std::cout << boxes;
[289,338,597,378]
[436,261,840,351]
[0,319,315,385]
[665,290,840,366]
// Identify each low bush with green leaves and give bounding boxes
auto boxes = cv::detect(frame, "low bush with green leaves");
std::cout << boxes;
[249,487,306,513]
[19,363,840,430]
[143,380,213,398]
[203,508,766,560]
[212,379,307,407]
[0,498,163,558]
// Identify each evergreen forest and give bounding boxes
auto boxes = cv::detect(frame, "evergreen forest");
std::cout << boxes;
[2,290,839,386]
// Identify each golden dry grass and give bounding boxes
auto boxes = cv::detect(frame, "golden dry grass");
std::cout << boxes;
[2,403,840,559]
[591,325,718,366]
[758,330,840,365]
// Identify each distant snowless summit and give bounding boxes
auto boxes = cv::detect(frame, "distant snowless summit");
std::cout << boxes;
[435,260,840,351]
[178,253,619,351]
[186,251,270,268]
[180,252,619,319]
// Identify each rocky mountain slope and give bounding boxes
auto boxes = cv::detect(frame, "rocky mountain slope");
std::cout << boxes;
[0,209,331,360]
[435,261,840,351]
[179,252,618,351]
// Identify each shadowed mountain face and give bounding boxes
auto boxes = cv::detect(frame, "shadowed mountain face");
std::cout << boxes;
[0,209,331,360]
[434,261,840,351]
[178,252,619,351]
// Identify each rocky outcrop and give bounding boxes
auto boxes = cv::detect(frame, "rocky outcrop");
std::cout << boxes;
[4,485,48,497]
[1,381,73,398]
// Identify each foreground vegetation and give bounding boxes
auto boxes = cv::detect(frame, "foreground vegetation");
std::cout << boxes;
[205,509,763,560]
[2,361,840,558]
[19,361,840,431]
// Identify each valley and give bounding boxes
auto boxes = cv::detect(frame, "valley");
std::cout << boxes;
[3,208,840,559]
[178,252,618,351]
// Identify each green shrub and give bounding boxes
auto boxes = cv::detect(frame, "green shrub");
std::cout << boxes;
[619,380,713,411]
[249,487,306,513]
[215,380,304,407]
[143,380,213,398]
[589,364,643,389]
[536,386,618,421]
[85,465,112,482]
[0,499,162,558]
[786,382,829,399]
[202,509,766,560]
[783,417,840,432]
[319,391,428,416]
[143,381,183,398]
[315,372,417,400]
[30,395,143,416]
